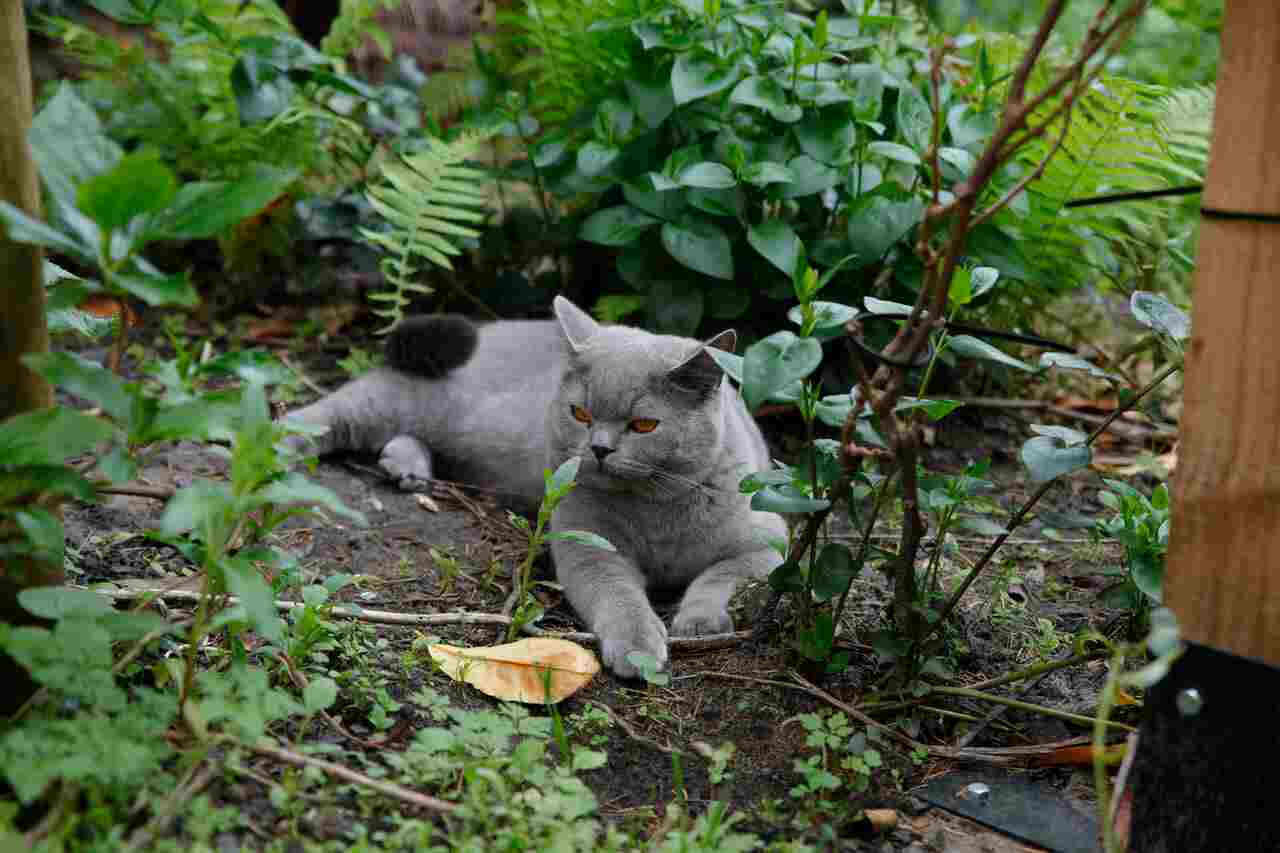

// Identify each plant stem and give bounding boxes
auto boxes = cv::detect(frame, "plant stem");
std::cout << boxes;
[929,685,1134,732]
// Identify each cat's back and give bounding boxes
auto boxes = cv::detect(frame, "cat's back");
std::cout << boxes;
[450,319,566,393]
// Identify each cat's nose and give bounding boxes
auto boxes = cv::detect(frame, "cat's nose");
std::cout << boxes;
[591,443,615,462]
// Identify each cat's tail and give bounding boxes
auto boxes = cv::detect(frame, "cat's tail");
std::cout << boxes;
[384,314,479,379]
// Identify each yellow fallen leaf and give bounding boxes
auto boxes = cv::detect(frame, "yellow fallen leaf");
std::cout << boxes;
[429,638,600,704]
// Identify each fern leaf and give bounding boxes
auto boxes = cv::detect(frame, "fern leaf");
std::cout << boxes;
[362,127,496,331]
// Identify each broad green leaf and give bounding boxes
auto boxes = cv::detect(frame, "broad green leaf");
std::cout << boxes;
[778,155,838,198]
[894,397,963,420]
[623,180,685,220]
[256,474,368,525]
[1030,424,1087,445]
[741,331,822,411]
[547,457,581,495]
[113,270,199,308]
[795,112,856,163]
[1131,553,1164,603]
[739,467,794,493]
[159,479,233,537]
[18,586,112,620]
[742,161,795,186]
[686,187,745,219]
[867,141,920,165]
[1130,292,1190,341]
[0,407,113,466]
[729,75,801,122]
[28,84,122,206]
[223,555,285,646]
[846,196,923,265]
[1020,435,1091,483]
[76,151,177,232]
[230,52,295,124]
[947,103,997,148]
[970,266,999,298]
[787,301,857,334]
[678,162,736,189]
[646,280,705,336]
[768,559,805,593]
[303,677,339,713]
[580,205,660,246]
[14,509,65,565]
[23,351,131,424]
[747,220,802,278]
[812,543,859,602]
[0,466,97,504]
[946,335,1035,372]
[625,70,676,129]
[815,393,864,428]
[751,485,830,514]
[577,141,620,178]
[671,52,742,105]
[595,98,635,140]
[661,220,733,280]
[0,201,93,261]
[152,167,298,239]
[199,350,292,386]
[545,530,617,551]
[896,83,933,152]
[863,296,914,314]
[938,146,976,176]
[707,348,743,383]
[949,267,972,306]
[1039,352,1116,381]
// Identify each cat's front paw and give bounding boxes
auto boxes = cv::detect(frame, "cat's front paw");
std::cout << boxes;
[378,435,434,492]
[598,611,669,679]
[671,605,734,638]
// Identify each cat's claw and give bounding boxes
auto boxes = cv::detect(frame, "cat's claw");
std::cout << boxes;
[599,612,669,680]
[671,606,734,638]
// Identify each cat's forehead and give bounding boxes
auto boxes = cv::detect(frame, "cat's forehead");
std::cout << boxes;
[566,328,698,408]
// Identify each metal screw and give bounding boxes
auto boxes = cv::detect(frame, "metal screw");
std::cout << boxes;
[1176,687,1204,717]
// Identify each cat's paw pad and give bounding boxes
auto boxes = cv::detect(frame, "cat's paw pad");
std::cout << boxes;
[599,613,669,679]
[671,606,734,638]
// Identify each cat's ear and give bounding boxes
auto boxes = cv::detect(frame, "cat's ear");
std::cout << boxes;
[668,329,736,396]
[552,295,599,351]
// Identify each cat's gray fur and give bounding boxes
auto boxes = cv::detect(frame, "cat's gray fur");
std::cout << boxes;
[284,296,785,678]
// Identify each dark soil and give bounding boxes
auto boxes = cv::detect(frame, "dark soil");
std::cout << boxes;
[54,300,1170,852]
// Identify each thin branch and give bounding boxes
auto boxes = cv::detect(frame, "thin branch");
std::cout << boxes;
[587,700,684,756]
[930,685,1135,732]
[248,741,457,813]
[94,482,176,501]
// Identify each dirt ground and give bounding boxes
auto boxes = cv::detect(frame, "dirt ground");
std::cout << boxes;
[56,305,1167,852]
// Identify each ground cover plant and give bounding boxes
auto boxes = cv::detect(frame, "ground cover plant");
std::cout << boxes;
[1,0,1211,850]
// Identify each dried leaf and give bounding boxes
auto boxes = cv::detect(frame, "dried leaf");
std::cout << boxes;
[862,809,898,832]
[415,494,440,513]
[428,638,600,704]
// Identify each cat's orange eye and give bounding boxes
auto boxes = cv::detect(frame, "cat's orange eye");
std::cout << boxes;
[628,418,660,434]
[570,404,593,425]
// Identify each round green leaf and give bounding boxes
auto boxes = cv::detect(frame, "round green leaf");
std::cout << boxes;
[970,266,999,298]
[896,83,932,152]
[580,205,660,246]
[742,331,822,411]
[747,220,802,277]
[768,559,806,593]
[1130,292,1190,341]
[661,220,734,280]
[778,155,839,198]
[794,112,857,164]
[742,161,795,186]
[946,335,1036,372]
[846,196,924,266]
[671,52,742,105]
[751,485,830,514]
[812,543,860,602]
[786,301,857,333]
[867,141,921,165]
[729,75,802,122]
[1020,435,1091,483]
[678,162,737,189]
[577,141,621,177]
[76,151,177,232]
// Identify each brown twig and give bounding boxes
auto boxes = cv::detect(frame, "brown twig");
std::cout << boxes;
[94,482,177,501]
[248,741,457,813]
[587,700,684,756]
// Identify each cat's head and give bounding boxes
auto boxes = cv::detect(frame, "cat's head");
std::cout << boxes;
[546,296,736,498]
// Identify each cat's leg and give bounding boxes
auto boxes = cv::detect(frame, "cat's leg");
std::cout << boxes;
[671,548,778,637]
[551,539,668,679]
[281,369,432,465]
[378,435,434,492]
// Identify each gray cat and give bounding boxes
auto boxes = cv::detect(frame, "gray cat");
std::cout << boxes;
[284,296,785,678]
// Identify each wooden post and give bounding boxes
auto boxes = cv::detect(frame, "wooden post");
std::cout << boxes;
[1128,3,1280,850]
[0,0,59,714]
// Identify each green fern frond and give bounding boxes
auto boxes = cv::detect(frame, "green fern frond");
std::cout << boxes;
[360,128,496,332]
[997,75,1213,300]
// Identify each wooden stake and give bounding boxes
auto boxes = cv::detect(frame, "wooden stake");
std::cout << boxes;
[1163,2,1280,665]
